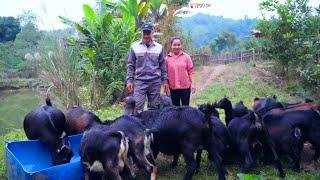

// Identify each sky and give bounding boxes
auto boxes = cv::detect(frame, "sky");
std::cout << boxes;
[0,0,96,30]
[0,0,319,30]
[179,0,265,18]
[180,0,319,18]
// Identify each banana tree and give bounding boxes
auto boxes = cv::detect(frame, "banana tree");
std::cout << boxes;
[119,0,151,29]
[150,0,168,23]
[60,2,138,106]
[60,3,114,107]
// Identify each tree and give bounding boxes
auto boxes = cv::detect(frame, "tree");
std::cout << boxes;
[117,0,175,29]
[13,22,41,60]
[60,2,138,107]
[149,0,167,23]
[209,31,239,54]
[119,0,151,28]
[157,12,181,54]
[0,11,41,78]
[0,16,21,42]
[258,0,320,97]
[17,10,38,27]
[168,0,190,13]
[258,0,313,77]
[178,13,259,47]
[156,0,192,53]
[171,0,189,7]
[0,41,20,70]
[315,4,320,14]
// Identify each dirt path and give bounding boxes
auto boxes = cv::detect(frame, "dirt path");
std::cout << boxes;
[190,63,286,104]
[190,64,227,104]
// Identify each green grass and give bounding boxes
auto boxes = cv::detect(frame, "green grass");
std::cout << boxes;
[0,130,26,179]
[95,104,124,121]
[152,153,320,180]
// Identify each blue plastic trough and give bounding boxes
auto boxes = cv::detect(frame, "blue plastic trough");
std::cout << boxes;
[6,134,84,180]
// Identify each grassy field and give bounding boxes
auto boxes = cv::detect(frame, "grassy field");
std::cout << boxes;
[1,62,320,179]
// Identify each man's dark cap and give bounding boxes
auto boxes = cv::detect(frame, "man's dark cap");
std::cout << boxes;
[141,23,154,31]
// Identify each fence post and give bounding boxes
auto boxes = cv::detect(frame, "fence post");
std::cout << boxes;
[252,48,255,61]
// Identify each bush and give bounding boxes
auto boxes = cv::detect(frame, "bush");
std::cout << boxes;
[0,78,43,89]
[38,39,83,108]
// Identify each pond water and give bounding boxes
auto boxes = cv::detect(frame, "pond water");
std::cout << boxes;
[0,90,41,135]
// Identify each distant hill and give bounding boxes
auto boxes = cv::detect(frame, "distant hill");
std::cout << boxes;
[178,13,259,47]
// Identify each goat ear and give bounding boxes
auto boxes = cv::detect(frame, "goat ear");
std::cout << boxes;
[210,103,216,109]
[58,135,72,154]
[146,128,159,140]
[62,135,70,144]
[109,131,125,139]
[60,144,72,154]
[294,127,301,139]
[146,128,159,135]
[273,94,277,99]
[62,134,68,139]
[248,111,256,122]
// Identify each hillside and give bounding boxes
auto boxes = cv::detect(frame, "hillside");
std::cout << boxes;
[178,13,259,47]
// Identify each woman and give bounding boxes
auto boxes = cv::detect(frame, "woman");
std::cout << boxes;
[165,36,195,106]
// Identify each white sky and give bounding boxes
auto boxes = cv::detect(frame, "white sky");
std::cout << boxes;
[0,0,95,30]
[0,0,319,30]
[182,0,319,18]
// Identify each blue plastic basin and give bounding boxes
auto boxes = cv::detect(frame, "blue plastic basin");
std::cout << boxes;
[6,134,84,180]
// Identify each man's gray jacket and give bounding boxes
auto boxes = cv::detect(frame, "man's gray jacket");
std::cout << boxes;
[126,40,168,84]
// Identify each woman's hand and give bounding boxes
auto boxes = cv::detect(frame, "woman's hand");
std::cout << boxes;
[191,86,196,94]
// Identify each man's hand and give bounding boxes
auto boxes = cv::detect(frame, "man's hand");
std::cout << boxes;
[164,83,170,96]
[126,82,134,93]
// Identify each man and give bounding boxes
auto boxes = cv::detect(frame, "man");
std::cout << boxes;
[126,23,169,113]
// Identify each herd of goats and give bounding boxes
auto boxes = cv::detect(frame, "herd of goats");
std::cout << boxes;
[23,94,320,180]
